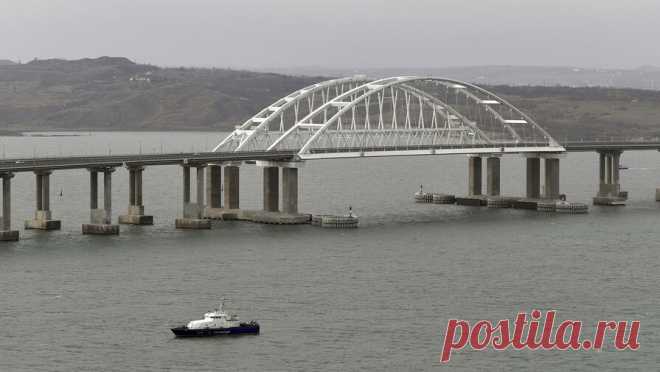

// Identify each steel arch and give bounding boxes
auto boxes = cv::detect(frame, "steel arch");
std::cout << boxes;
[212,76,371,152]
[266,76,561,157]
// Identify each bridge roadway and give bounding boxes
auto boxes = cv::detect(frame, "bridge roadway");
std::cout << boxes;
[562,141,660,152]
[0,151,296,173]
[0,141,658,173]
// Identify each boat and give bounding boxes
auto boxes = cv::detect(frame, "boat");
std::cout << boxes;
[171,302,259,337]
[618,165,629,170]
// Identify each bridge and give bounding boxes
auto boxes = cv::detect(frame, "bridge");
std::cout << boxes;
[0,76,659,241]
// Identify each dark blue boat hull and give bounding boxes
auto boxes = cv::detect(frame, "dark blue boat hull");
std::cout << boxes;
[171,323,260,337]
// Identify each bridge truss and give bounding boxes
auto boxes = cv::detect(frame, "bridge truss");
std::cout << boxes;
[213,76,565,159]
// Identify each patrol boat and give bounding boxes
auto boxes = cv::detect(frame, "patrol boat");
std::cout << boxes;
[171,302,259,337]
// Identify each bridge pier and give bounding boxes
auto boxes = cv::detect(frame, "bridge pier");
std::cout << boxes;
[456,156,487,206]
[263,166,279,212]
[486,156,501,197]
[282,167,299,214]
[251,161,308,224]
[176,164,211,229]
[25,170,61,230]
[119,166,153,225]
[514,154,564,209]
[593,150,627,206]
[0,173,18,241]
[83,168,119,235]
[468,156,482,196]
[526,157,541,199]
[224,164,240,210]
[543,158,561,200]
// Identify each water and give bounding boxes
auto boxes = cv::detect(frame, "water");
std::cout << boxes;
[0,132,658,371]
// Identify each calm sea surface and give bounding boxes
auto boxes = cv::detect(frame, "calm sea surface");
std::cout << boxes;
[0,132,658,371]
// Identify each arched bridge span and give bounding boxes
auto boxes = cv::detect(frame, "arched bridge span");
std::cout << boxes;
[213,76,564,159]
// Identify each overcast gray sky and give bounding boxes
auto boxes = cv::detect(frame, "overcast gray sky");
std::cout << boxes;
[1,0,659,69]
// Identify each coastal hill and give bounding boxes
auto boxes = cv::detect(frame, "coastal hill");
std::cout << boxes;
[1,57,659,140]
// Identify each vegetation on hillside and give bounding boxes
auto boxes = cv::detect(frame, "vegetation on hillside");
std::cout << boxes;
[1,57,659,140]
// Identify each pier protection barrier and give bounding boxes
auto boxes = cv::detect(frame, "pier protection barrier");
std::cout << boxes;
[311,215,359,228]
[432,193,456,204]
[486,196,520,208]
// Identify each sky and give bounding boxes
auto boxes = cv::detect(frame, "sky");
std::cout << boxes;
[1,0,659,70]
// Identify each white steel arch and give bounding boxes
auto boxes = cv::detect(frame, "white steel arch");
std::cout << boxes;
[212,76,370,152]
[266,76,563,158]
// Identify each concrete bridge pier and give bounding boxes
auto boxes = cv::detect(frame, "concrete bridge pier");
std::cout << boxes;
[543,158,561,200]
[203,164,223,217]
[83,168,119,235]
[262,166,279,212]
[224,164,240,210]
[0,173,19,241]
[176,164,211,229]
[119,166,153,225]
[594,150,627,206]
[526,157,541,199]
[252,161,308,224]
[25,170,61,230]
[282,167,299,214]
[456,156,487,206]
[486,156,501,197]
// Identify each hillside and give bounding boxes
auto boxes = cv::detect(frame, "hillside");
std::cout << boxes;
[0,57,659,140]
[0,57,321,131]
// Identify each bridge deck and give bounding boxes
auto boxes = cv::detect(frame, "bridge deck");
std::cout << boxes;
[0,142,658,173]
[0,151,296,173]
[562,141,660,152]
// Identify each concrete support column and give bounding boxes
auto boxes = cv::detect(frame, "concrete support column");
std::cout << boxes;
[612,152,621,192]
[605,154,613,184]
[83,168,119,235]
[119,166,152,225]
[90,170,98,210]
[36,174,43,211]
[135,168,143,206]
[26,170,61,230]
[206,165,222,209]
[468,156,482,196]
[282,167,299,215]
[128,169,136,206]
[176,163,211,229]
[262,166,279,212]
[486,157,501,197]
[0,173,18,241]
[182,165,191,204]
[224,165,240,210]
[526,157,541,199]
[103,169,113,224]
[594,150,626,205]
[196,166,205,209]
[543,158,560,200]
[42,173,50,212]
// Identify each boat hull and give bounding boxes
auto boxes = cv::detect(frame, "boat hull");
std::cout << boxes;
[171,323,260,337]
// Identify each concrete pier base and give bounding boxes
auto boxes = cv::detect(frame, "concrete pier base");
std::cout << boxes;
[0,230,19,241]
[25,211,61,230]
[82,223,119,235]
[175,218,211,229]
[455,195,488,206]
[204,208,310,225]
[593,196,627,206]
[248,211,311,225]
[512,198,541,210]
